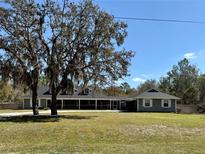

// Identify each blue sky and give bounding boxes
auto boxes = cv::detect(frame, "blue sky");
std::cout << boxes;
[2,0,205,88]
[92,0,205,87]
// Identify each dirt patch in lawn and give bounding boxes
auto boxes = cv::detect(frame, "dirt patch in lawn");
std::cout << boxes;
[119,124,205,137]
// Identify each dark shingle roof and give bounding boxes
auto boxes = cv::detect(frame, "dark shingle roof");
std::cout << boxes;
[21,87,180,101]
[22,86,126,100]
[134,89,180,100]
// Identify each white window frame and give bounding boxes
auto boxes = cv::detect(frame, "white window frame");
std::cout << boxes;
[161,99,171,108]
[143,99,153,108]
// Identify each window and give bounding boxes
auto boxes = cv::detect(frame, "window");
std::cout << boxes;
[161,99,171,108]
[143,99,152,107]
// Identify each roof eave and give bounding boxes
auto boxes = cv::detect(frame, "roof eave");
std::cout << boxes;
[135,97,181,100]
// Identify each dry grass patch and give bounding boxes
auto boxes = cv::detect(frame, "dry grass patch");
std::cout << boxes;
[119,124,205,137]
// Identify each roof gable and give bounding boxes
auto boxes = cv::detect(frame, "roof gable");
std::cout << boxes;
[147,89,159,93]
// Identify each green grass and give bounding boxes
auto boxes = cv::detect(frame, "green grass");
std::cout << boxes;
[0,112,205,153]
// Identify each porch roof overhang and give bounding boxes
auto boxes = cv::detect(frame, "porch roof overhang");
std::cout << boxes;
[21,95,126,101]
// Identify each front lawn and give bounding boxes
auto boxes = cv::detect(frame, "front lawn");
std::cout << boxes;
[0,112,205,153]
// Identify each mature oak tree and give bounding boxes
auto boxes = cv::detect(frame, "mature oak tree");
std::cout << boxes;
[1,0,134,115]
[37,0,134,115]
[0,0,43,115]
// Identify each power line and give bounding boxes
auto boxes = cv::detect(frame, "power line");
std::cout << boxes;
[115,16,205,24]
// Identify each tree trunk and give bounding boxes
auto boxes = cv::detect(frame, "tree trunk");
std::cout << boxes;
[50,86,58,115]
[31,83,39,115]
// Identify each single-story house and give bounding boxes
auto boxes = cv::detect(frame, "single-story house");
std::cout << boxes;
[22,86,126,110]
[21,87,180,112]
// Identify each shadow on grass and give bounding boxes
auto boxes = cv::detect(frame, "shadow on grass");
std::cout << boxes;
[0,115,97,123]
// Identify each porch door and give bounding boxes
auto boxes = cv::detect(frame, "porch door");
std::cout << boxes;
[113,101,118,110]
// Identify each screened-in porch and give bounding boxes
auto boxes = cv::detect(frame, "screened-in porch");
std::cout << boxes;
[24,98,122,110]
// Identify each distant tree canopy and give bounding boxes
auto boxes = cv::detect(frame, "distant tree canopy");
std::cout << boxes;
[197,74,205,102]
[133,58,204,105]
[159,58,199,104]
[0,81,23,103]
[136,79,158,95]
[0,0,134,115]
[104,82,137,97]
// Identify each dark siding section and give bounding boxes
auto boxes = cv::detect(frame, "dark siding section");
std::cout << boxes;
[138,99,176,112]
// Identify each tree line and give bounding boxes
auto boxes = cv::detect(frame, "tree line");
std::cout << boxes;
[103,58,205,105]
[134,58,205,104]
[0,0,134,115]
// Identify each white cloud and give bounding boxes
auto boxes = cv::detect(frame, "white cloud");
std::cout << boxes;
[132,77,146,83]
[184,52,197,59]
